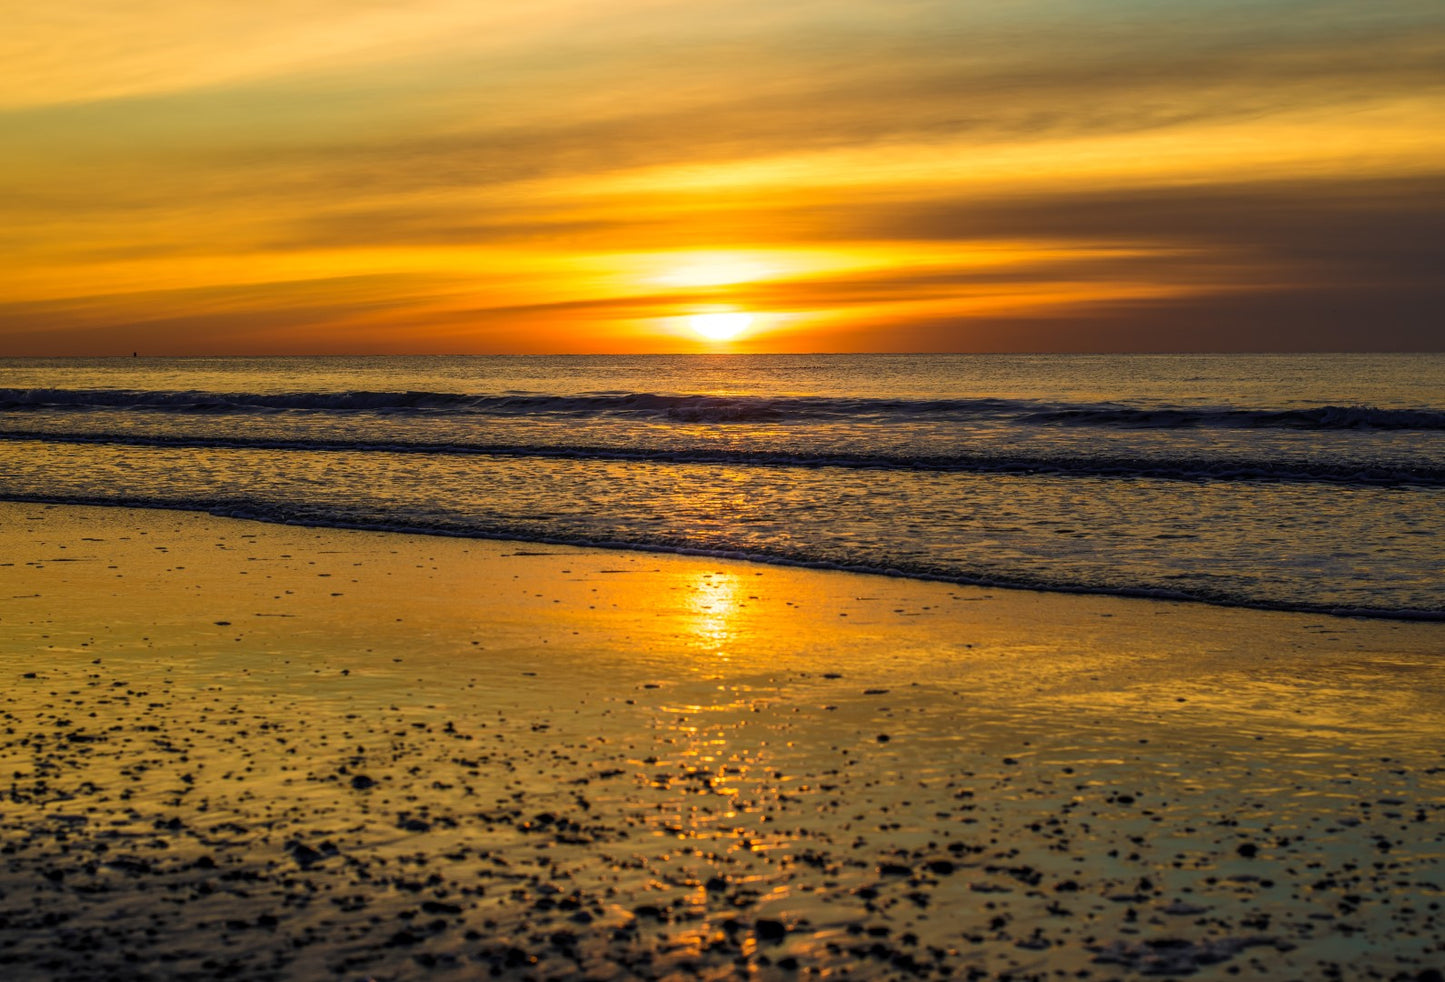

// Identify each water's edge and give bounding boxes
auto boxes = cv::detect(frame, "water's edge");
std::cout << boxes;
[8,493,1440,623]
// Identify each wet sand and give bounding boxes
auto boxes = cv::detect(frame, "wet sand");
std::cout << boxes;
[1,501,1442,980]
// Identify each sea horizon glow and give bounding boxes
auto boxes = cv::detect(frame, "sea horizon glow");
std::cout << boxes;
[1,2,1442,355]
[690,312,753,342]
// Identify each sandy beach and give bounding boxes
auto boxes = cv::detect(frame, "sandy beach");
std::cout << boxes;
[1,500,1441,980]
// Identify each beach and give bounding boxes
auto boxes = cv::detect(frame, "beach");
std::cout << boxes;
[1,500,1441,980]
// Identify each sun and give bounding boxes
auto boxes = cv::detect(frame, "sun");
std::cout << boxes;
[691,312,753,341]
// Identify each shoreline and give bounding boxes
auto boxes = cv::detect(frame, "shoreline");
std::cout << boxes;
[1,493,1438,623]
[2,501,1442,980]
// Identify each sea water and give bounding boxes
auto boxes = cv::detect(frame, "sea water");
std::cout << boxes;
[1,353,1441,618]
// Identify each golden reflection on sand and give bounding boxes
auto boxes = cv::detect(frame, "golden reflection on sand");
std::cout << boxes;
[683,571,744,659]
[4,505,1444,980]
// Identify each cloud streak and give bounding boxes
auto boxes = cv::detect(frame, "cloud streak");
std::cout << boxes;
[2,0,1442,352]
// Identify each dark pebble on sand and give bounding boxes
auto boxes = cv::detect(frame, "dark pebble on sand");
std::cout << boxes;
[755,918,787,942]
[351,774,376,789]
[1237,843,1258,858]
[287,841,330,867]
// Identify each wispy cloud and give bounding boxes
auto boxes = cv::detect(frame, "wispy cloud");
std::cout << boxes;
[2,0,1443,352]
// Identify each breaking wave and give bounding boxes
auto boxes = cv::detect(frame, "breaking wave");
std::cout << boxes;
[0,428,1438,487]
[3,387,1441,431]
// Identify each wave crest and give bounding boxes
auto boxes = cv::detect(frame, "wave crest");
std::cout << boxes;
[1020,404,1445,430]
[3,387,1442,431]
[0,428,1438,488]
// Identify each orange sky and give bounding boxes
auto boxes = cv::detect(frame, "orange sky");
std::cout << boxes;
[3,1,1443,354]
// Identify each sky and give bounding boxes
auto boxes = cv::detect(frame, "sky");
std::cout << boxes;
[3,0,1443,354]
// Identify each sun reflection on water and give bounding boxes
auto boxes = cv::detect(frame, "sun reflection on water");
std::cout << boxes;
[686,571,743,658]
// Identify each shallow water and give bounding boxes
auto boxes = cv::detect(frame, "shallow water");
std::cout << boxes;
[2,353,1441,617]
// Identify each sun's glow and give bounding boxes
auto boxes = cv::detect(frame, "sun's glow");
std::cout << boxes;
[655,254,778,288]
[690,312,753,341]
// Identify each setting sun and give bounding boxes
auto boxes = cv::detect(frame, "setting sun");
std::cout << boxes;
[0,0,1439,358]
[690,311,753,341]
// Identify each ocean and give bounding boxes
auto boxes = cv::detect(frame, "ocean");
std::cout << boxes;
[1,353,1441,619]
